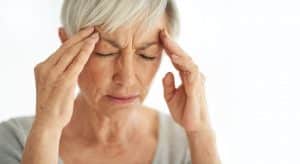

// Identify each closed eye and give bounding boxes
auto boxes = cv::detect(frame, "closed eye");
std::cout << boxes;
[139,54,156,60]
[95,52,117,57]
[95,52,157,61]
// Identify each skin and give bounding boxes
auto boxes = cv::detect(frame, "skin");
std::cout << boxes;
[59,15,166,163]
[21,13,221,164]
[160,29,221,164]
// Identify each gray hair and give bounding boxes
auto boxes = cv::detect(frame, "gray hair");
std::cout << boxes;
[60,0,180,37]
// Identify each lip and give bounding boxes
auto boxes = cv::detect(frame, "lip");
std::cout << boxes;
[106,95,139,104]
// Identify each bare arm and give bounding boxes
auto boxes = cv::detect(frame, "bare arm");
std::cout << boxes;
[187,127,221,164]
[21,121,62,164]
[160,29,221,164]
[21,26,99,164]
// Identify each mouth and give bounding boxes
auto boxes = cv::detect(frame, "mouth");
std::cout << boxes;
[106,95,139,104]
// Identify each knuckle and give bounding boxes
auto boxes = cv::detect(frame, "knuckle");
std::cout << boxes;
[34,61,44,69]
[63,46,74,55]
[56,76,73,88]
[47,69,58,81]
[34,62,46,76]
[50,78,64,90]
[34,64,41,74]
[81,47,90,55]
[67,66,80,78]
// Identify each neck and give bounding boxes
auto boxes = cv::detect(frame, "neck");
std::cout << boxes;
[63,93,143,146]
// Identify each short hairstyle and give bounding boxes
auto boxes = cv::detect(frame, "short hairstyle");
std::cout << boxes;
[60,0,180,37]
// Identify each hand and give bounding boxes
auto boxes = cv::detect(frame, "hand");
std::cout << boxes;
[160,29,210,133]
[33,27,99,130]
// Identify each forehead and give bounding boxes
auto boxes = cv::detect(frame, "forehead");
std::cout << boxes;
[95,14,167,48]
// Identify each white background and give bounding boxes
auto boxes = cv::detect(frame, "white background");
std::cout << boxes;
[0,0,300,164]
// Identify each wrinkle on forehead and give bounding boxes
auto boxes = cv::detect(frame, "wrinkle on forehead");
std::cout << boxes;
[95,14,167,49]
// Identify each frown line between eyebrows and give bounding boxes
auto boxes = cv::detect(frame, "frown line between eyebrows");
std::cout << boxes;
[100,37,161,51]
[95,28,161,50]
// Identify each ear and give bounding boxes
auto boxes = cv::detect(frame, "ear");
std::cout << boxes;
[58,27,68,43]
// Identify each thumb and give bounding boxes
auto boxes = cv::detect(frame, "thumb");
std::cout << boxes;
[162,72,176,102]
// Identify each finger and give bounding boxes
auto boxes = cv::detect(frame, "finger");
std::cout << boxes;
[171,54,198,73]
[159,29,186,57]
[43,26,95,68]
[159,29,198,72]
[60,26,95,52]
[64,32,99,80]
[45,33,99,85]
[46,81,76,115]
[55,32,99,74]
[171,54,202,89]
[162,72,176,102]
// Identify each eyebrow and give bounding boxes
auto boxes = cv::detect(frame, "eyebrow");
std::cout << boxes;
[101,37,160,50]
[138,41,160,50]
[101,37,122,49]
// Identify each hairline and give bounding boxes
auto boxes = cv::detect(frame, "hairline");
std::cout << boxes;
[61,0,179,38]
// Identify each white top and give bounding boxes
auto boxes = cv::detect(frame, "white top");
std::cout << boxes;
[0,112,191,164]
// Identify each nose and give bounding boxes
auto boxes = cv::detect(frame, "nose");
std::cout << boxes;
[113,51,136,87]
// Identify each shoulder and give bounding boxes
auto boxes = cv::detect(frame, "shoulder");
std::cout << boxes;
[158,112,189,148]
[0,115,35,139]
[0,115,35,163]
[142,107,189,149]
[154,111,192,164]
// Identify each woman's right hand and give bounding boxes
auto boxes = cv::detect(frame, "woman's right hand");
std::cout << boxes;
[33,26,99,131]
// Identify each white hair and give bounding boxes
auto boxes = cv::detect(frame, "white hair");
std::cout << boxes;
[60,0,180,37]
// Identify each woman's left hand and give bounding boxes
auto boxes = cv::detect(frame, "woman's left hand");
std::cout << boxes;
[160,29,210,133]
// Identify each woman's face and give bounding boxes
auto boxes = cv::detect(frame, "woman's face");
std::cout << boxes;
[77,15,167,112]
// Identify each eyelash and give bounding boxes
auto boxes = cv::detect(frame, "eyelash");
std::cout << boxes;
[95,53,156,61]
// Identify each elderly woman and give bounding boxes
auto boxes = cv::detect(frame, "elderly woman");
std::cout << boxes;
[0,0,220,164]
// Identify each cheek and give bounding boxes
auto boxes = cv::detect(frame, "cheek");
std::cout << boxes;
[78,56,112,91]
[86,56,113,83]
[135,60,161,101]
[79,55,161,90]
[136,59,161,85]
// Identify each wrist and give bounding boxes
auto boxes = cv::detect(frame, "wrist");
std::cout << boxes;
[32,116,64,135]
[185,125,216,142]
[22,117,63,164]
